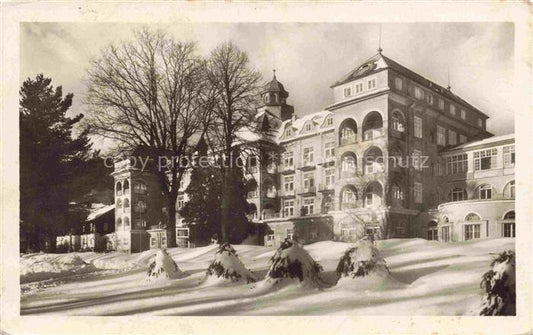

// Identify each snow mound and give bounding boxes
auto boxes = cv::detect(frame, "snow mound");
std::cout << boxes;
[20,253,96,283]
[335,239,398,289]
[480,250,516,315]
[146,249,185,281]
[261,239,325,288]
[205,243,256,285]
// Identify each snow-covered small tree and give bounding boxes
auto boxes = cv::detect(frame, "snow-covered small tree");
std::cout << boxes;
[146,249,184,281]
[336,239,389,280]
[205,243,256,284]
[263,239,325,287]
[480,250,516,316]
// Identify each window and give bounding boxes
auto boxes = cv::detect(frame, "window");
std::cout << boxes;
[441,226,450,242]
[394,77,403,90]
[446,154,468,174]
[177,195,185,209]
[438,99,444,110]
[365,186,374,207]
[283,151,294,168]
[342,155,357,175]
[448,130,457,146]
[464,224,481,240]
[477,118,483,128]
[284,175,294,192]
[466,213,481,221]
[392,112,404,132]
[324,141,335,160]
[355,82,363,93]
[305,122,313,132]
[303,147,314,165]
[474,149,497,171]
[123,199,130,211]
[135,200,147,213]
[478,185,492,200]
[325,167,335,187]
[427,222,438,240]
[459,134,467,144]
[309,227,318,240]
[286,228,295,240]
[425,93,433,105]
[503,145,515,167]
[326,117,333,126]
[123,217,130,229]
[342,188,357,209]
[134,181,147,194]
[413,150,422,170]
[341,228,357,237]
[414,116,422,138]
[367,78,377,90]
[283,200,294,217]
[285,128,293,137]
[392,184,404,200]
[461,109,466,120]
[450,188,467,202]
[505,181,515,198]
[303,172,315,190]
[414,183,423,203]
[116,199,122,211]
[437,126,446,146]
[123,180,130,194]
[116,181,122,196]
[414,86,423,99]
[343,86,352,97]
[341,127,356,144]
[303,197,315,215]
[503,222,515,238]
[450,104,456,116]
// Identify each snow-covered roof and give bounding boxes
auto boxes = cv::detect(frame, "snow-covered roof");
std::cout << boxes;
[444,133,514,153]
[86,204,115,222]
[278,111,334,142]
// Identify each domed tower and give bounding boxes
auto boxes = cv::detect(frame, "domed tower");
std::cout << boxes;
[258,70,294,122]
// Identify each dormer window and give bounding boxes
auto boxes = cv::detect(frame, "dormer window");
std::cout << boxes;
[325,117,333,126]
[367,78,377,90]
[355,82,363,94]
[265,94,270,103]
[305,123,312,132]
[285,128,293,137]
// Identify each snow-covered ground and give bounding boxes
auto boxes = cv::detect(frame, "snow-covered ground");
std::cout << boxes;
[20,238,515,316]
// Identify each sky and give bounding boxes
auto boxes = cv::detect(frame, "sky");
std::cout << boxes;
[21,22,514,151]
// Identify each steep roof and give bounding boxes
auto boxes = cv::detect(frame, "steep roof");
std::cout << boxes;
[261,73,289,97]
[86,204,115,222]
[332,52,489,118]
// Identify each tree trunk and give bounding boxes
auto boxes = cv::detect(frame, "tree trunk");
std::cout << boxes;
[220,166,231,243]
[167,197,177,248]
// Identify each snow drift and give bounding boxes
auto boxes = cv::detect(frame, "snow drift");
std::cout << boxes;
[20,253,96,283]
[479,250,516,315]
[146,249,184,281]
[262,239,326,288]
[204,243,257,285]
[335,239,398,288]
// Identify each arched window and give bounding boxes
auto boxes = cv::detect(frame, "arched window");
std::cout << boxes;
[340,185,357,210]
[478,184,493,200]
[135,200,147,213]
[116,199,122,211]
[427,221,438,240]
[504,211,515,220]
[391,110,405,132]
[391,184,404,204]
[364,182,383,208]
[339,118,357,145]
[123,198,130,210]
[465,213,481,221]
[116,218,122,230]
[123,217,130,228]
[504,180,515,199]
[449,188,467,202]
[364,146,384,174]
[363,111,383,141]
[442,216,450,223]
[341,152,357,178]
[134,181,147,194]
[123,180,130,194]
[116,181,122,196]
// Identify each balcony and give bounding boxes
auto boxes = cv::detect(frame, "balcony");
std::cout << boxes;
[280,164,295,174]
[318,183,335,193]
[340,136,357,146]
[262,212,281,220]
[298,186,317,195]
[341,171,358,179]
[318,157,336,167]
[298,161,316,171]
[278,189,296,198]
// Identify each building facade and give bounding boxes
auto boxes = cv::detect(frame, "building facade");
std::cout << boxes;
[59,49,514,253]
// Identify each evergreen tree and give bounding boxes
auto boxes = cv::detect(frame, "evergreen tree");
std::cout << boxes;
[20,74,91,252]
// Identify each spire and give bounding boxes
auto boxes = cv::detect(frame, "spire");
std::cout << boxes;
[377,24,383,54]
[272,69,276,79]
[447,66,452,90]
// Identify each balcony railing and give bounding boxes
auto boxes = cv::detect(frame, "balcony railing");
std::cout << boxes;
[298,161,316,170]
[281,164,295,173]
[298,186,317,195]
[340,136,357,146]
[341,170,357,179]
[262,212,281,220]
[318,183,335,192]
[279,189,296,197]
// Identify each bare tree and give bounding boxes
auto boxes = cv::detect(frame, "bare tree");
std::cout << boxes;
[85,28,209,247]
[204,41,262,243]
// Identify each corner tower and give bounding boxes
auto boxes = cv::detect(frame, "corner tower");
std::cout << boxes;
[257,70,294,122]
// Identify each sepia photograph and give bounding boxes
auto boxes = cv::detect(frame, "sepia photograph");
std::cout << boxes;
[2,2,532,334]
